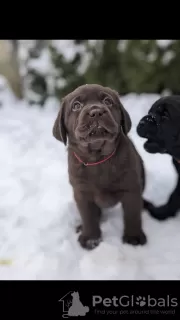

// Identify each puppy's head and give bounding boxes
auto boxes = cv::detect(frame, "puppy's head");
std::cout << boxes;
[52,84,131,147]
[137,96,180,160]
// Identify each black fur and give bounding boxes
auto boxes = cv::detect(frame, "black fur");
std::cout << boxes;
[137,95,180,220]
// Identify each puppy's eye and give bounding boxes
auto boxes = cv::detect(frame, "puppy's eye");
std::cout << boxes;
[103,97,113,106]
[72,102,82,112]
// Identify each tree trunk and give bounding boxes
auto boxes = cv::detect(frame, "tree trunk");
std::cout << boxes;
[0,40,23,99]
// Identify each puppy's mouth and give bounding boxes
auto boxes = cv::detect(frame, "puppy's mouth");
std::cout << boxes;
[76,121,118,143]
[88,124,111,138]
[144,139,167,154]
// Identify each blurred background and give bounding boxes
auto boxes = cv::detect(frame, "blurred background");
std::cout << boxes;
[0,39,180,280]
[0,39,179,106]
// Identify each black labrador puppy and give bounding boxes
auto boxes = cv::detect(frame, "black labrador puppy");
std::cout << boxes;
[137,95,180,220]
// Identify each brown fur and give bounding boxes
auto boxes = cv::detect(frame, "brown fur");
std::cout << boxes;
[53,84,147,250]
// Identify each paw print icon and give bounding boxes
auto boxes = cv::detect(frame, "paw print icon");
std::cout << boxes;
[136,296,146,307]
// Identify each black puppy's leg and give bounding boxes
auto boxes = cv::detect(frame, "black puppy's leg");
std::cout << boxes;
[74,191,102,250]
[144,180,180,220]
[144,159,180,220]
[122,192,147,246]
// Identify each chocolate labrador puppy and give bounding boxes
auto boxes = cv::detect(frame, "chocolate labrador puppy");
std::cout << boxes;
[137,95,180,220]
[53,84,147,250]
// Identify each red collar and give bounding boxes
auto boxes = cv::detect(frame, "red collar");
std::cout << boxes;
[73,148,116,166]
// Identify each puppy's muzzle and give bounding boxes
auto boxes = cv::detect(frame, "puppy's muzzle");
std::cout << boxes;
[137,114,157,138]
[76,104,118,142]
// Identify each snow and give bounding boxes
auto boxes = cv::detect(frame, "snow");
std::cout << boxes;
[27,48,53,76]
[0,83,180,280]
[51,40,92,75]
[162,50,175,65]
[118,40,128,52]
[156,40,175,48]
[147,52,157,63]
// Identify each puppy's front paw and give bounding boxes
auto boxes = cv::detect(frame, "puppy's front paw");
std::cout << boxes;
[78,232,102,250]
[122,230,147,246]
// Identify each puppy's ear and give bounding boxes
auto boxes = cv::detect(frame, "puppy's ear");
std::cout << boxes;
[52,99,67,145]
[112,90,132,135]
[120,102,132,135]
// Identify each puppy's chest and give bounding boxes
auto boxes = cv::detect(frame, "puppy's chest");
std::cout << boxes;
[71,163,126,195]
[77,165,121,208]
[79,164,117,185]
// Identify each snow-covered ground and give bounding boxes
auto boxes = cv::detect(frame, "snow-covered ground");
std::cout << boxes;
[0,80,180,280]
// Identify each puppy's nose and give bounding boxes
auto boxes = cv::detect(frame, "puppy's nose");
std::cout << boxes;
[137,115,156,138]
[137,116,149,137]
[88,107,106,118]
[138,115,156,127]
[146,114,157,123]
[137,117,147,129]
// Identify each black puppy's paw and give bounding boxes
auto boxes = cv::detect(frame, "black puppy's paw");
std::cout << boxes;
[78,232,102,250]
[122,230,147,246]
